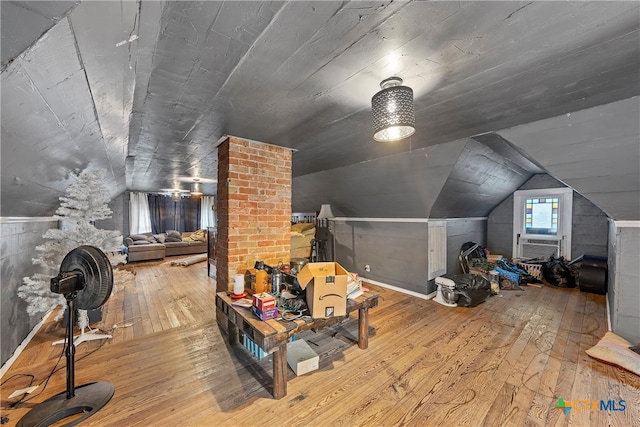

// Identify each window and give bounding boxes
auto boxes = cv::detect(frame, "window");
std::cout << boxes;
[513,188,572,259]
[524,197,559,235]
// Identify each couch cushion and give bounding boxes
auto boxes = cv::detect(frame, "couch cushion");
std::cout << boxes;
[127,242,165,252]
[164,241,189,248]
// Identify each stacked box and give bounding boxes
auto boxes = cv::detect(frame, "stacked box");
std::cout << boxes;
[252,305,278,321]
[252,292,276,310]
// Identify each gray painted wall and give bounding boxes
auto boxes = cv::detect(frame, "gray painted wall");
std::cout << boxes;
[293,140,466,218]
[333,217,486,295]
[608,223,640,344]
[334,220,430,295]
[500,97,640,221]
[487,174,609,259]
[445,218,487,275]
[1,219,58,365]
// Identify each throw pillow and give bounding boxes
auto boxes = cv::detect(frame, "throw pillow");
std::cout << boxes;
[291,223,315,233]
[133,240,151,245]
[165,236,182,243]
[152,233,166,243]
[585,331,640,376]
[129,234,150,242]
[188,229,207,242]
[166,230,182,240]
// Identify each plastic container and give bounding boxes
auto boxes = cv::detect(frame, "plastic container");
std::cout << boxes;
[255,270,270,293]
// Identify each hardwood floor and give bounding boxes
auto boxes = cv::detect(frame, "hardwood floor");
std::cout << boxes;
[1,259,638,426]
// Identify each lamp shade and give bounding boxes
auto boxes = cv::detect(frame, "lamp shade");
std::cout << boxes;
[317,204,335,219]
[371,77,415,142]
[190,181,203,196]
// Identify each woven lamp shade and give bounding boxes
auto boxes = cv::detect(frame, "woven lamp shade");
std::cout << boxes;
[371,77,415,142]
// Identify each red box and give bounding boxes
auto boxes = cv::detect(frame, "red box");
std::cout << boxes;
[252,305,278,321]
[252,292,276,310]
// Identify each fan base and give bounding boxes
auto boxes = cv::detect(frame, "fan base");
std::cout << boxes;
[17,381,114,427]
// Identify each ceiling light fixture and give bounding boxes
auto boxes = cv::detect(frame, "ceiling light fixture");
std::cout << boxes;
[371,76,415,142]
[171,191,181,202]
[190,182,202,196]
[190,179,203,196]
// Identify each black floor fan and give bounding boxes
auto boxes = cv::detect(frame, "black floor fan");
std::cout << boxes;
[18,246,115,427]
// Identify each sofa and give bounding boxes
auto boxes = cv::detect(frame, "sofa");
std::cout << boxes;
[125,229,208,262]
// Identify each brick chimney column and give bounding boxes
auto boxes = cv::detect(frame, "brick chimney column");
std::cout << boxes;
[216,136,292,293]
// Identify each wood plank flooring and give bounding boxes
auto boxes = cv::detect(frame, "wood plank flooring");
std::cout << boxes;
[1,259,638,426]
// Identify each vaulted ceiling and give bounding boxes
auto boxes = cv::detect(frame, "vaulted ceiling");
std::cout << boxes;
[1,1,639,219]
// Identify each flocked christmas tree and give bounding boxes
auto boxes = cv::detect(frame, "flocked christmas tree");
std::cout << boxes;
[18,168,129,332]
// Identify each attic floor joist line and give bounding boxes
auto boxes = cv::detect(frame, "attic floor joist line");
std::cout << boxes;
[1,260,638,426]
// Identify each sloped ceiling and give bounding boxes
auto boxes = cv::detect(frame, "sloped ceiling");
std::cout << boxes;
[1,1,639,219]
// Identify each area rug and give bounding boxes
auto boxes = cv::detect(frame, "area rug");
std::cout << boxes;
[167,253,208,266]
[586,331,640,376]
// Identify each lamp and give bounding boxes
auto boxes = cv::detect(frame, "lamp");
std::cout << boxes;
[317,204,335,220]
[371,77,415,142]
[190,180,203,196]
[316,204,336,262]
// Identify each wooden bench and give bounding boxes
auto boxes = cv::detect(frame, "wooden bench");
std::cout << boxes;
[215,290,379,399]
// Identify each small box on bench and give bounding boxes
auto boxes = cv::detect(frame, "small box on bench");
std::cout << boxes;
[252,292,276,311]
[252,305,278,321]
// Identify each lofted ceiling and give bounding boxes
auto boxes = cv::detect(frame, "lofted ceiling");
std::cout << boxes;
[1,1,639,219]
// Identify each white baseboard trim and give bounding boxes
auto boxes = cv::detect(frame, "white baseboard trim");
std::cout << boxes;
[606,293,612,332]
[361,277,434,300]
[0,309,54,378]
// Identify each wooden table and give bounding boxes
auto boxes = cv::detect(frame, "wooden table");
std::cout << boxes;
[215,290,379,399]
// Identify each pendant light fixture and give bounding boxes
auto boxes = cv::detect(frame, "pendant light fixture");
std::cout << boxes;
[371,76,415,142]
[190,179,203,196]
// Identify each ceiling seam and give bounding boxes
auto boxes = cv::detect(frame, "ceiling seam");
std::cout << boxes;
[67,16,114,181]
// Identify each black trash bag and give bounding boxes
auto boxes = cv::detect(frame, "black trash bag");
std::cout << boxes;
[541,256,576,288]
[446,274,491,307]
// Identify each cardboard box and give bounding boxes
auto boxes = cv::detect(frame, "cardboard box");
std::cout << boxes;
[297,262,348,318]
[252,305,278,321]
[252,292,276,311]
[287,339,319,376]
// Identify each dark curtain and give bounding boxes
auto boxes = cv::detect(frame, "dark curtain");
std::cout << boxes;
[148,195,202,233]
[178,196,201,232]
[148,195,176,234]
